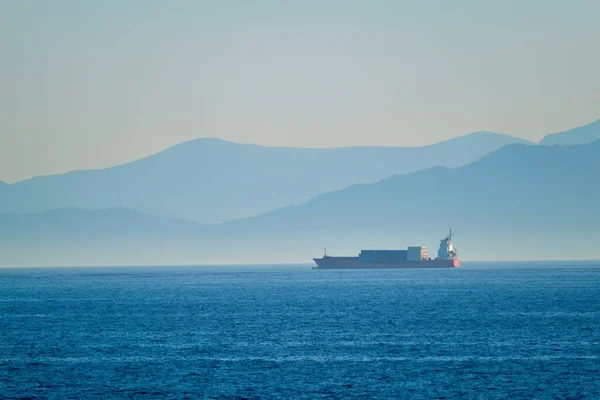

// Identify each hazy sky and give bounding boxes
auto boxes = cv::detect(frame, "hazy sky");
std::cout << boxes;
[1,0,599,183]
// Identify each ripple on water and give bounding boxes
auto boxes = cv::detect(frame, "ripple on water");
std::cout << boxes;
[1,265,599,398]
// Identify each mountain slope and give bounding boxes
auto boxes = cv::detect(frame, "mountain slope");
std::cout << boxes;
[0,132,530,224]
[212,140,600,261]
[0,181,8,198]
[0,208,208,267]
[2,141,598,266]
[0,208,204,240]
[235,140,599,230]
[540,118,600,145]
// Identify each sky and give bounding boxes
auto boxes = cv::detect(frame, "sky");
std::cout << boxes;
[1,0,599,183]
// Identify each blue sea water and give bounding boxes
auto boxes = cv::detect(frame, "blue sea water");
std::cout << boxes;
[1,262,599,399]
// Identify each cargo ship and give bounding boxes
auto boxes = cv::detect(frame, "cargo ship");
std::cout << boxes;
[313,230,459,269]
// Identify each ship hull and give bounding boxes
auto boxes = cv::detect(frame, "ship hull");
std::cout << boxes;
[313,257,459,269]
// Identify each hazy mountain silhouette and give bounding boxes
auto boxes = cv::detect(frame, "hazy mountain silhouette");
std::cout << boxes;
[540,118,600,145]
[0,208,208,267]
[0,181,8,199]
[1,208,203,239]
[0,132,530,224]
[240,140,600,231]
[209,140,600,260]
[2,140,598,266]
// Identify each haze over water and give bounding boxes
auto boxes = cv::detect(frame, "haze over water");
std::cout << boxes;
[2,262,599,398]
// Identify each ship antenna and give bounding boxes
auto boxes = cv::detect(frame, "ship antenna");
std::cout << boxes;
[449,228,453,241]
[324,245,327,257]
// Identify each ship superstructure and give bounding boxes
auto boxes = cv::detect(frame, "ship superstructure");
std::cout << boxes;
[313,230,460,269]
[437,229,458,261]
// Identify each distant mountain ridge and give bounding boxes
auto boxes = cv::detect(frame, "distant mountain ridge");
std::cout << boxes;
[0,131,530,224]
[0,207,203,239]
[539,118,600,145]
[1,140,599,266]
[0,207,209,267]
[215,140,600,242]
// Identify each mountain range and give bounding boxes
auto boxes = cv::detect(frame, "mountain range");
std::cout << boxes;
[1,139,599,266]
[0,131,530,224]
[539,118,600,145]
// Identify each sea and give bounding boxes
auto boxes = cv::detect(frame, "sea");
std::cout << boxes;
[1,262,599,399]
